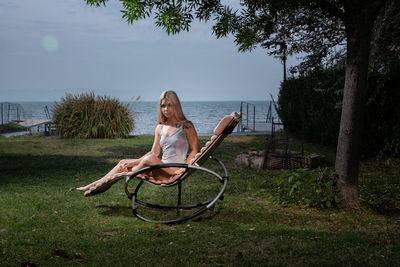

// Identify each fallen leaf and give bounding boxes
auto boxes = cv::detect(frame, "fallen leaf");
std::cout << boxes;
[73,253,85,261]
[369,240,381,246]
[236,252,243,258]
[19,261,38,267]
[156,233,163,238]
[52,247,69,259]
[193,216,204,222]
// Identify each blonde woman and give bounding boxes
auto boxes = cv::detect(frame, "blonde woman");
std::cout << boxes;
[77,90,199,196]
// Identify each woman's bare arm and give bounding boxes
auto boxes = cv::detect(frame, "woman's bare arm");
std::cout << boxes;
[151,124,162,157]
[183,120,199,164]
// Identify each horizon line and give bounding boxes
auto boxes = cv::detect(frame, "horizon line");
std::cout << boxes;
[3,99,273,103]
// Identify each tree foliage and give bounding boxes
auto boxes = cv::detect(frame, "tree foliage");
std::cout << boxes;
[86,0,348,73]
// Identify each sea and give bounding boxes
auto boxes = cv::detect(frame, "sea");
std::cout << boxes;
[1,101,279,135]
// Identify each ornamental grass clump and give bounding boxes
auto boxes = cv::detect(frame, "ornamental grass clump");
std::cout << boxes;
[53,93,134,138]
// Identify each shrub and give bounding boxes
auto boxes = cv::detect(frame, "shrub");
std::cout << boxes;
[278,64,344,145]
[276,167,339,208]
[53,92,134,138]
[278,60,400,157]
[379,133,400,159]
[0,122,26,133]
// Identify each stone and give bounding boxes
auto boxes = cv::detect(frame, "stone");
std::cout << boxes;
[250,156,264,169]
[234,152,250,167]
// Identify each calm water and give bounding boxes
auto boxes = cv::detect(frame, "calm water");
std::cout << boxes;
[5,101,279,135]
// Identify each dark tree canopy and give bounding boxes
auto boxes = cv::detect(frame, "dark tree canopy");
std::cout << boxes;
[86,0,347,73]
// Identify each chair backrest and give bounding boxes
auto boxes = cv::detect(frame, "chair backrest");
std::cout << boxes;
[189,111,241,166]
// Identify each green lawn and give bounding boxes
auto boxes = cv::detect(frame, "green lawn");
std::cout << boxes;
[0,135,399,266]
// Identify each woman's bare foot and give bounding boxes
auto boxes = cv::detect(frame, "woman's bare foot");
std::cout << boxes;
[76,179,104,192]
[84,186,97,196]
[76,184,92,192]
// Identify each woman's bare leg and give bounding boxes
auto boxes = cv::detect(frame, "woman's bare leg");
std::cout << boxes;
[81,154,177,195]
[77,153,180,195]
[76,158,142,191]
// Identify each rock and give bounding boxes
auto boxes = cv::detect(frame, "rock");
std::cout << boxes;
[234,152,250,167]
[235,152,265,169]
[250,156,264,169]
[236,151,325,170]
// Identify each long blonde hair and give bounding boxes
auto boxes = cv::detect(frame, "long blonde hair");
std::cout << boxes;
[157,90,187,124]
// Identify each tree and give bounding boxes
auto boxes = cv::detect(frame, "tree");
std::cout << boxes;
[85,0,391,207]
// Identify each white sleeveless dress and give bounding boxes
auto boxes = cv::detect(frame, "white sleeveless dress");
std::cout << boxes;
[159,123,189,163]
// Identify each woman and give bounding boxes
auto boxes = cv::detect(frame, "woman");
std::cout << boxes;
[77,90,199,196]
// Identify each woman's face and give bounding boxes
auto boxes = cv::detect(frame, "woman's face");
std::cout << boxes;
[161,99,175,120]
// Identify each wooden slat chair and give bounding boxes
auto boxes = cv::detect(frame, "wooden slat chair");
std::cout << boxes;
[88,112,241,224]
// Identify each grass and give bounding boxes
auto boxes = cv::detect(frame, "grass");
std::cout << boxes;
[0,135,399,266]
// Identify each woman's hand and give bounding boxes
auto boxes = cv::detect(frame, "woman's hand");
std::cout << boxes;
[173,168,186,175]
[119,159,136,170]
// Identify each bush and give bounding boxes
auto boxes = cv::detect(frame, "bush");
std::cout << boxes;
[278,64,344,145]
[365,72,400,157]
[277,2,400,157]
[379,133,400,159]
[53,93,134,138]
[276,168,339,208]
[278,60,400,157]
[0,122,26,133]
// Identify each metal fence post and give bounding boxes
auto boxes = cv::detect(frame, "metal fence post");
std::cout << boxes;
[238,102,243,132]
[253,105,255,131]
[246,103,249,130]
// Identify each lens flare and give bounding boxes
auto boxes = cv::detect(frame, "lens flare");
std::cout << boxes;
[42,35,59,52]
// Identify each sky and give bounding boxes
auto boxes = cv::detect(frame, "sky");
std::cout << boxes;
[0,0,297,102]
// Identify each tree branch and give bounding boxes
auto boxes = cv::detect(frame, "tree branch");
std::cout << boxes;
[311,0,345,20]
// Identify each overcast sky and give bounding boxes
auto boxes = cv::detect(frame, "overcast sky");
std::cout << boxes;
[0,0,296,102]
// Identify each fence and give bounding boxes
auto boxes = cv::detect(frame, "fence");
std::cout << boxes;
[238,101,256,132]
[0,102,26,124]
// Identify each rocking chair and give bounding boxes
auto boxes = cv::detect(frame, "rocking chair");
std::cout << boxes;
[88,112,241,224]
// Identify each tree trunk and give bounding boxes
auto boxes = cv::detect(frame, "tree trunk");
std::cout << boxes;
[335,2,383,207]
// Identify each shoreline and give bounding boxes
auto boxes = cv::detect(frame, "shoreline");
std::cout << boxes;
[2,130,274,138]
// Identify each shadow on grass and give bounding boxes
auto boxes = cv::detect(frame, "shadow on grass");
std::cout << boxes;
[0,153,113,185]
[97,145,150,158]
[96,203,222,222]
[96,204,133,217]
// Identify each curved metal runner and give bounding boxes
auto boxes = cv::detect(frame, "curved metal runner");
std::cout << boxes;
[124,157,228,224]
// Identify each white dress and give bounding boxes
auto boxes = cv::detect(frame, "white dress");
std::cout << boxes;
[159,123,189,163]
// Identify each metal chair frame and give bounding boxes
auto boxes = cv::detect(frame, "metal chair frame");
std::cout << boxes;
[124,156,228,224]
